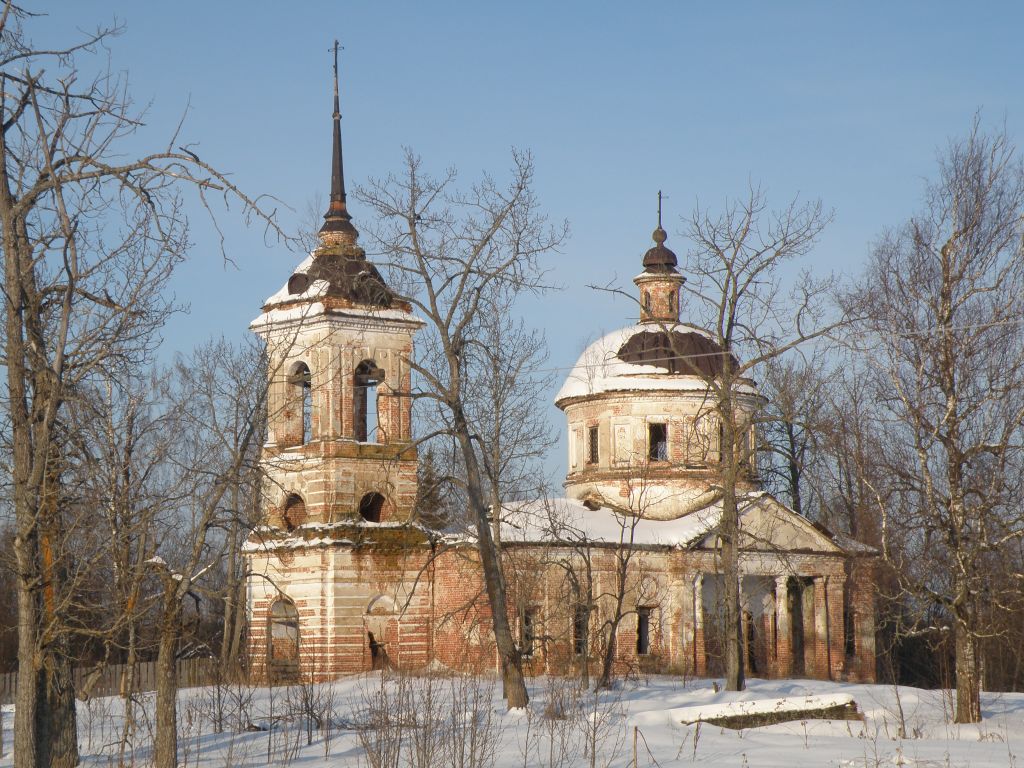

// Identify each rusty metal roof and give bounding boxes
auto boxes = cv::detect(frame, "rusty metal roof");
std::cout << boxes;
[288,251,392,307]
[617,329,733,376]
[642,226,678,272]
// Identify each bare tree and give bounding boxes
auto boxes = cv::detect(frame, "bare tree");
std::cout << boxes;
[759,355,834,518]
[358,149,566,708]
[147,339,266,768]
[472,308,555,532]
[0,9,283,766]
[852,120,1024,723]
[681,187,838,691]
[541,483,662,691]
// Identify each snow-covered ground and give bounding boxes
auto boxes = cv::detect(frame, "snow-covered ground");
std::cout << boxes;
[1,674,1022,767]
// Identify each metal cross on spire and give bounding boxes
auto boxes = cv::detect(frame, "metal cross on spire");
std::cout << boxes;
[332,40,342,118]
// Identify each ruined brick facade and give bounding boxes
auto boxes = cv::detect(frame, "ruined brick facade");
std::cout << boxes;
[244,81,878,686]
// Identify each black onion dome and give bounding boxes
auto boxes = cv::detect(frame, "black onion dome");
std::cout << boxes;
[617,330,734,377]
[641,226,678,273]
[287,253,392,307]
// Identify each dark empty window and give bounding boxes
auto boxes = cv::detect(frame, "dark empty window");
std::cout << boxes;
[354,360,383,443]
[636,606,652,655]
[521,607,538,658]
[289,363,312,444]
[359,492,385,523]
[844,587,856,658]
[643,291,651,314]
[573,605,588,656]
[648,423,667,461]
[587,425,599,464]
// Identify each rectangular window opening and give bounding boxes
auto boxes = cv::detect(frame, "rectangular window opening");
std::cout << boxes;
[573,605,589,656]
[648,423,668,461]
[521,607,537,658]
[587,425,599,464]
[636,606,652,656]
[844,587,856,658]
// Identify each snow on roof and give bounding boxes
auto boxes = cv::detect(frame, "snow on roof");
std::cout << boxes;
[264,253,316,305]
[554,322,755,404]
[250,251,423,329]
[497,497,721,548]
[829,530,878,555]
[241,497,871,556]
[242,519,432,552]
[251,301,423,330]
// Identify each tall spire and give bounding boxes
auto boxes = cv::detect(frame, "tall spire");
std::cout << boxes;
[319,40,358,246]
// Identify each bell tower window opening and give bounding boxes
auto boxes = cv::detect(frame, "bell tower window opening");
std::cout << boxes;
[642,291,651,314]
[354,360,382,443]
[359,492,385,523]
[288,362,313,445]
[648,422,668,462]
[587,425,599,464]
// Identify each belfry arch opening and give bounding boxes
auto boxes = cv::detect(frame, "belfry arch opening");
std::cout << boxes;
[359,492,386,523]
[354,360,383,443]
[288,361,312,445]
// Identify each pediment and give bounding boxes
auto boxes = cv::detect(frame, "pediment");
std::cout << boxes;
[692,494,845,554]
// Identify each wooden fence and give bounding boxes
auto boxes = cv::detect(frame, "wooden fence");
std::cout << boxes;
[0,658,224,705]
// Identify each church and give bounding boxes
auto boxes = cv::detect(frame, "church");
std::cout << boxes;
[244,66,878,685]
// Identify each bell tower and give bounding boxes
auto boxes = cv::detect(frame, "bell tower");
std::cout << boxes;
[251,45,423,530]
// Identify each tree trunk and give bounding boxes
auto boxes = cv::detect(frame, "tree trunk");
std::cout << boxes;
[454,421,528,708]
[13,580,39,768]
[38,651,79,768]
[720,391,745,693]
[5,173,41,768]
[785,421,802,516]
[596,551,628,690]
[722,511,744,692]
[596,619,620,690]
[36,464,79,768]
[153,603,180,768]
[954,619,981,723]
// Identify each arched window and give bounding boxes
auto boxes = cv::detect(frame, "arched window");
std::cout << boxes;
[643,291,651,314]
[268,597,299,680]
[354,360,383,443]
[282,493,306,531]
[288,362,312,444]
[359,492,385,523]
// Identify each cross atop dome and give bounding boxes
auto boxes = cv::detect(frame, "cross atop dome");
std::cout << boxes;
[642,191,678,273]
[635,192,685,323]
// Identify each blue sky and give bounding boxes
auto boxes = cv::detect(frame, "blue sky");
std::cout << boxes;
[40,1,1024,480]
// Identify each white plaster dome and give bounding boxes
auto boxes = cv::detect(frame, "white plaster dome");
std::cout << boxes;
[554,321,746,406]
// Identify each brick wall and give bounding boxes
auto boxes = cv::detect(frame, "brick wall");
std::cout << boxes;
[247,537,877,685]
